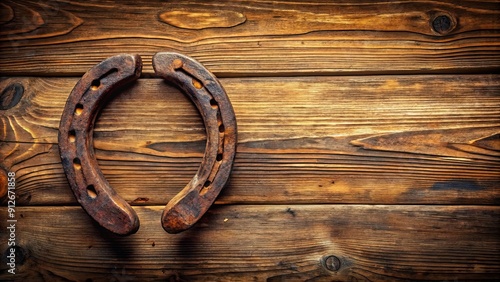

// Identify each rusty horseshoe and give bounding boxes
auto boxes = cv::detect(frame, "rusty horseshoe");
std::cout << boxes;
[58,53,237,235]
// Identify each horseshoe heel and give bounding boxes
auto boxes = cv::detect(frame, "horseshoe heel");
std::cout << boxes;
[153,52,237,234]
[58,54,142,235]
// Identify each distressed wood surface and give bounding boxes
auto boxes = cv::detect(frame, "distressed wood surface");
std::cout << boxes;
[1,75,499,206]
[0,205,499,281]
[1,1,500,281]
[1,0,499,76]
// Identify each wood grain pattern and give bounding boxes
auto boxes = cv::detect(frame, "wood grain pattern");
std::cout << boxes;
[0,205,498,281]
[0,0,499,76]
[1,2,499,280]
[1,75,499,205]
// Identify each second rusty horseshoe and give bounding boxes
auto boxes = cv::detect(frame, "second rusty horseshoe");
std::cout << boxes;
[153,53,237,234]
[58,53,237,235]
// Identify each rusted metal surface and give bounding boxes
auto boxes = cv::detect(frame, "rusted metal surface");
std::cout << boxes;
[58,54,142,235]
[153,52,237,234]
[58,53,237,235]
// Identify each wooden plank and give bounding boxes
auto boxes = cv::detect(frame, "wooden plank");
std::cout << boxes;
[0,205,498,281]
[1,0,499,76]
[1,75,499,205]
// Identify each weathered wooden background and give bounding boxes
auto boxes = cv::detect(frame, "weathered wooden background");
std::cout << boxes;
[1,1,499,281]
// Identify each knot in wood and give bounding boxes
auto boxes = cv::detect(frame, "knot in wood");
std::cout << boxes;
[0,83,24,110]
[431,13,456,35]
[323,255,341,272]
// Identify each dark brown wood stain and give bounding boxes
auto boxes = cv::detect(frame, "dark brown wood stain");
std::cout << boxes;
[0,0,499,281]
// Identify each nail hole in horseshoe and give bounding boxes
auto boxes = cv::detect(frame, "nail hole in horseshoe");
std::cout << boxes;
[216,153,223,162]
[210,98,218,109]
[73,158,82,170]
[192,78,203,89]
[177,67,203,89]
[69,130,76,143]
[90,68,118,91]
[172,59,183,69]
[91,79,101,90]
[87,185,97,199]
[204,180,211,187]
[75,104,84,115]
[219,123,225,133]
